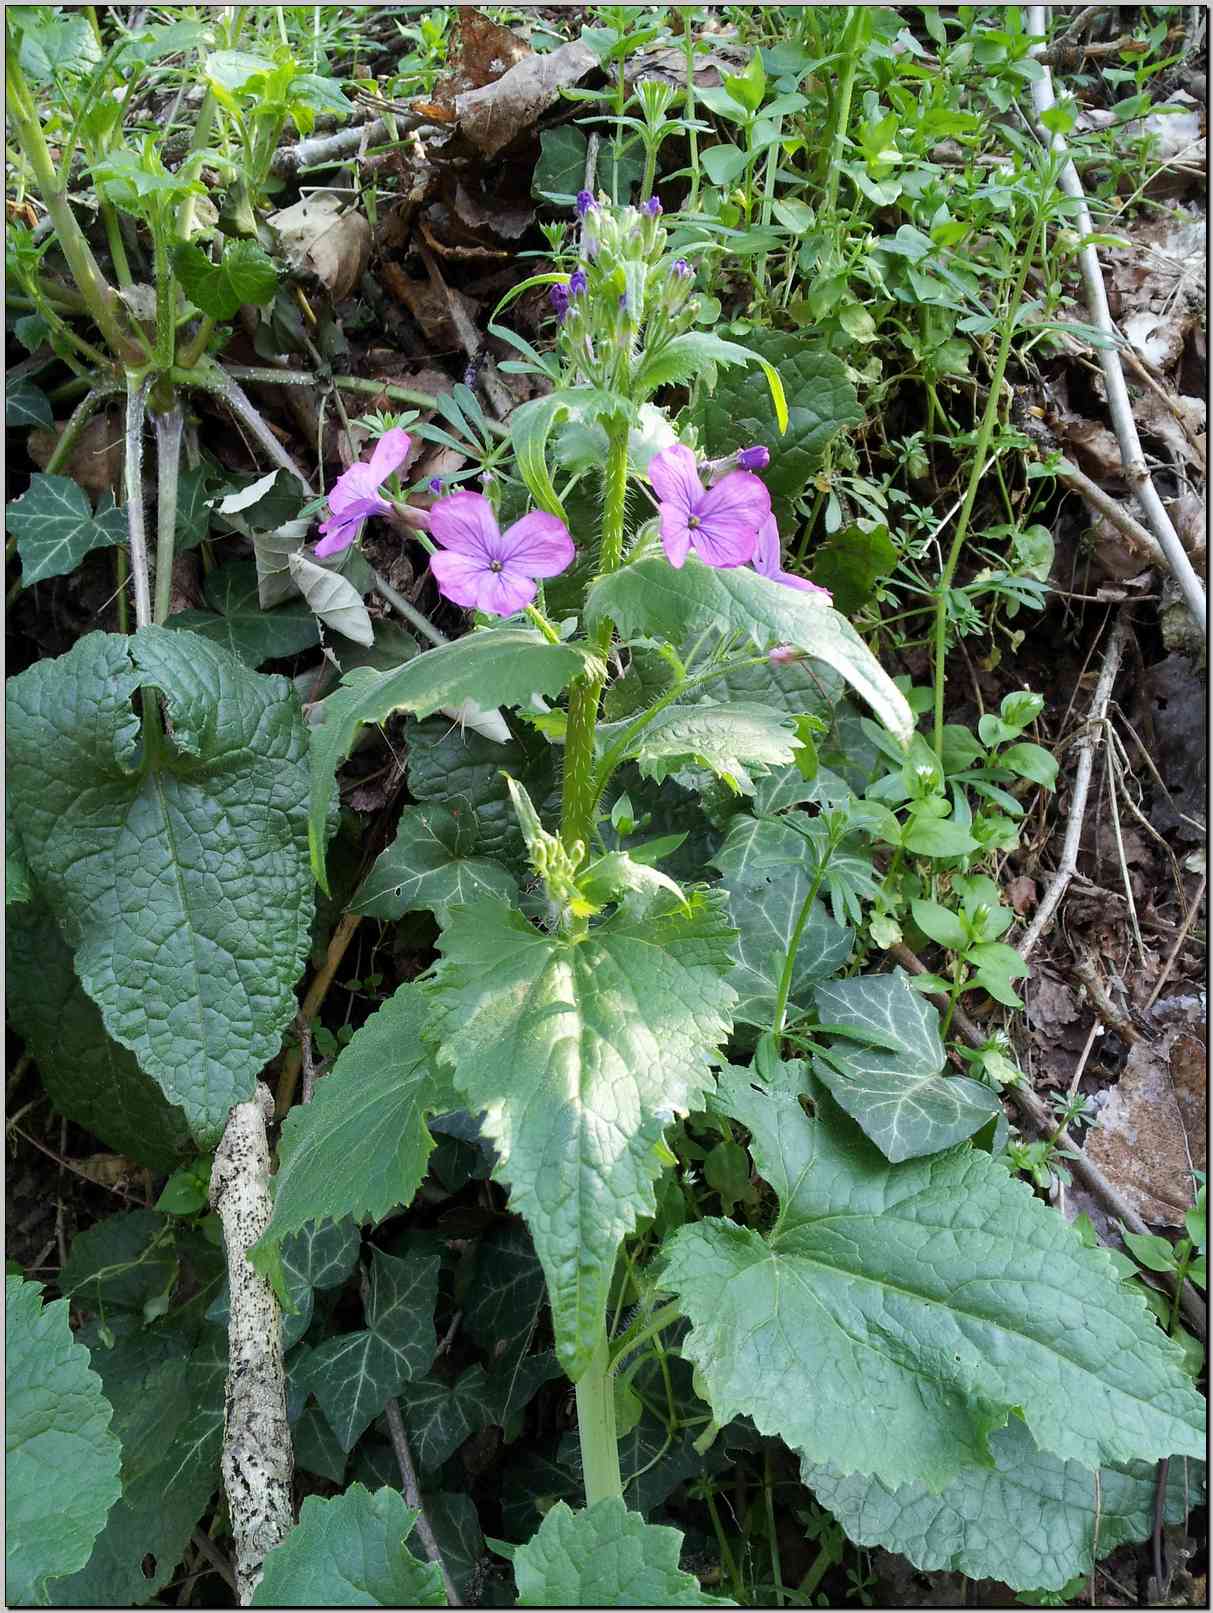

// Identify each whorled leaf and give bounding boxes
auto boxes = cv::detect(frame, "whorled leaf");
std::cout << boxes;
[351,802,518,924]
[6,628,314,1147]
[661,1062,1206,1490]
[512,1499,733,1607]
[588,556,913,747]
[307,630,597,888]
[251,1486,444,1607]
[812,971,1002,1161]
[427,892,737,1378]
[804,1419,1203,1593]
[5,1278,123,1606]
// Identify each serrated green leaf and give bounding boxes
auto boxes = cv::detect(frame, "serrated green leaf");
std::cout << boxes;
[308,631,596,889]
[693,333,861,499]
[252,1485,444,1606]
[662,1065,1206,1489]
[254,984,455,1260]
[351,802,518,924]
[588,556,913,746]
[5,475,127,587]
[812,972,1001,1161]
[6,628,314,1147]
[428,892,736,1377]
[167,560,319,667]
[804,1420,1202,1593]
[16,10,102,80]
[6,906,193,1170]
[598,702,801,794]
[6,379,53,428]
[5,1278,123,1606]
[174,238,278,320]
[295,1246,439,1451]
[634,331,762,397]
[513,1499,733,1606]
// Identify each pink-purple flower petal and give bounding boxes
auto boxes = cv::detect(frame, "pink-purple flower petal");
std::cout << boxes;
[429,491,500,561]
[365,426,412,483]
[428,492,574,617]
[692,469,768,567]
[753,515,832,599]
[647,444,704,516]
[659,510,693,569]
[500,511,575,577]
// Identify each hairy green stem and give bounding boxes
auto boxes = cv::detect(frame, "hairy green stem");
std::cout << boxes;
[575,1328,623,1505]
[152,403,184,625]
[560,418,630,849]
[43,383,121,476]
[124,374,154,630]
[931,212,1045,756]
[194,365,314,491]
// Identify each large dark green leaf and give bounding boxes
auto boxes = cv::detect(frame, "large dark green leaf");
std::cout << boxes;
[351,802,518,924]
[167,560,318,667]
[512,1499,732,1606]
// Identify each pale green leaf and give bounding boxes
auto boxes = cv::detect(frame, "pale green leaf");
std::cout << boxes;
[805,1420,1203,1593]
[252,1486,444,1606]
[661,1063,1206,1490]
[6,475,127,587]
[289,550,374,645]
[6,628,314,1147]
[588,556,913,746]
[351,802,518,924]
[294,1246,439,1451]
[812,971,1001,1161]
[511,393,568,520]
[307,631,596,888]
[5,1278,122,1606]
[167,560,319,667]
[513,1499,733,1606]
[598,702,801,794]
[254,983,455,1257]
[427,892,736,1377]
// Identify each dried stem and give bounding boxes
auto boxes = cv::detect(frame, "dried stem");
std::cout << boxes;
[152,403,184,625]
[274,912,363,1116]
[382,1397,462,1606]
[1143,876,1207,1014]
[1053,458,1167,569]
[123,374,154,630]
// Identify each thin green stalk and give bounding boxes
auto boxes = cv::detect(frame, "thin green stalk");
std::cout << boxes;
[219,366,510,439]
[575,1328,623,1505]
[124,373,154,630]
[44,383,122,475]
[931,212,1045,757]
[765,1448,786,1608]
[682,10,700,209]
[99,197,134,288]
[608,1300,683,1375]
[177,316,216,372]
[560,418,630,850]
[152,403,183,624]
[771,848,832,1037]
[152,222,176,369]
[821,8,864,218]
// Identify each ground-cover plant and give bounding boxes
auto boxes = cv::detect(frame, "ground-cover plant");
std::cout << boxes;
[6,6,1208,1608]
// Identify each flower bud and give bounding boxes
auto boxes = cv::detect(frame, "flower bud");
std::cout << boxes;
[549,282,570,320]
[643,196,662,216]
[672,259,693,280]
[569,267,588,297]
[575,189,596,218]
[737,445,770,471]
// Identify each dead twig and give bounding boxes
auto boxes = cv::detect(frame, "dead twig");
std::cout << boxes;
[274,913,363,1116]
[1072,951,1143,1045]
[1053,458,1167,570]
[1027,6,1206,635]
[383,1397,462,1606]
[1017,615,1128,960]
[416,239,514,421]
[1144,875,1207,1013]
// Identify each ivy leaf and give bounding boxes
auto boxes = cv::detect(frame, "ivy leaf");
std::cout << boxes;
[288,550,374,646]
[661,1063,1206,1490]
[692,333,861,499]
[58,1211,177,1317]
[512,1499,733,1607]
[428,892,736,1378]
[5,475,127,587]
[167,560,319,667]
[408,717,558,866]
[810,522,898,614]
[174,238,278,321]
[308,631,597,889]
[254,984,455,1262]
[720,872,852,1031]
[173,465,217,552]
[6,906,193,1170]
[597,702,801,795]
[588,556,913,747]
[5,1278,122,1606]
[294,1246,439,1452]
[6,379,53,428]
[402,1366,496,1471]
[351,802,518,924]
[804,1421,1203,1593]
[6,628,314,1147]
[465,1218,553,1421]
[251,1486,444,1607]
[812,971,1001,1161]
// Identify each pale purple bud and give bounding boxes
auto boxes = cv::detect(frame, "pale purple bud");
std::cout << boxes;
[769,645,802,664]
[738,446,770,472]
[549,283,570,319]
[575,189,596,218]
[428,476,443,494]
[672,258,693,279]
[643,196,662,216]
[569,267,588,296]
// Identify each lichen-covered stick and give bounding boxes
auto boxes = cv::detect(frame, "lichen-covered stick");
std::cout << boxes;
[209,1086,294,1604]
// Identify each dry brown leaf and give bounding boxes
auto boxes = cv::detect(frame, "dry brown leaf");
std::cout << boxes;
[269,194,371,300]
[431,7,531,108]
[1085,1023,1206,1226]
[381,261,481,349]
[625,41,750,88]
[28,410,123,497]
[456,38,597,159]
[1006,874,1038,915]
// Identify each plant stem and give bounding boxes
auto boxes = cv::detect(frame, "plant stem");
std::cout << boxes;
[560,417,630,850]
[575,1327,623,1505]
[771,848,832,1038]
[124,373,154,630]
[44,383,122,476]
[195,365,315,491]
[152,402,184,625]
[682,10,701,210]
[369,569,446,647]
[930,211,1044,757]
[219,366,510,438]
[821,8,864,219]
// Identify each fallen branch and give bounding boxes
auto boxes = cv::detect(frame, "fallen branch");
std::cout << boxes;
[890,942,1208,1339]
[1027,5,1207,635]
[1053,458,1167,569]
[209,1086,294,1603]
[271,116,409,176]
[1016,613,1128,961]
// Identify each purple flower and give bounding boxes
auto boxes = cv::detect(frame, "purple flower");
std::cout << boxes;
[576,189,596,218]
[549,282,570,319]
[672,258,693,279]
[737,445,770,471]
[569,267,588,296]
[315,427,412,558]
[753,515,833,599]
[648,443,770,570]
[643,196,662,216]
[428,476,443,495]
[428,492,574,617]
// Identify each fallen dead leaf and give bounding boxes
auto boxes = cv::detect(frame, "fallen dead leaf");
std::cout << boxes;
[430,7,531,108]
[269,193,371,300]
[28,410,124,497]
[380,261,481,351]
[1006,874,1038,915]
[1085,1022,1206,1226]
[456,38,597,159]
[625,41,750,88]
